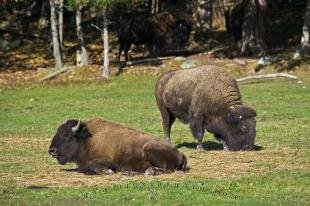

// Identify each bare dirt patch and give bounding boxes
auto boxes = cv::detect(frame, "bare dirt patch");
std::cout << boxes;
[0,136,309,187]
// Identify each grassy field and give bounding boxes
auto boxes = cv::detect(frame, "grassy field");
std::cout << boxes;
[0,70,309,205]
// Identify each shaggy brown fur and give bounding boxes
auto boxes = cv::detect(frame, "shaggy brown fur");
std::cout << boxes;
[155,65,257,150]
[48,118,187,175]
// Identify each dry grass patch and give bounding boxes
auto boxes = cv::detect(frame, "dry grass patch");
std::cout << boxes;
[0,136,309,187]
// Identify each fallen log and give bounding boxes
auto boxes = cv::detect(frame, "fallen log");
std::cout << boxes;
[236,73,301,82]
[126,56,175,66]
[39,67,69,81]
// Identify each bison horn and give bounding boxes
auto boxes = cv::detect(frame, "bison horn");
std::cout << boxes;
[72,119,81,133]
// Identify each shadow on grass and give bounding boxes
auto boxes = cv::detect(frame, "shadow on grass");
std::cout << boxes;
[61,168,79,172]
[27,185,49,190]
[252,145,263,151]
[176,141,263,151]
[176,141,223,151]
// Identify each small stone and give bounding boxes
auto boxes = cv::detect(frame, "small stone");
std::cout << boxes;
[144,167,155,176]
[293,51,302,60]
[174,56,186,61]
[233,58,247,65]
[180,60,201,69]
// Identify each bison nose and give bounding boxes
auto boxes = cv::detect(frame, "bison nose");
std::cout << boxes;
[48,148,58,157]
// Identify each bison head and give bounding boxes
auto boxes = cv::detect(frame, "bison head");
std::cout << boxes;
[226,105,257,151]
[48,119,91,165]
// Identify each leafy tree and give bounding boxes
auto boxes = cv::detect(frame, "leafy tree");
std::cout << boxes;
[151,0,160,13]
[193,0,213,42]
[67,0,89,67]
[75,4,89,67]
[49,0,62,69]
[88,0,128,78]
[241,0,267,56]
[58,0,64,49]
[300,0,310,55]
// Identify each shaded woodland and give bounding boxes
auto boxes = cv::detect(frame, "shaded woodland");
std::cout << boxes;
[0,0,309,79]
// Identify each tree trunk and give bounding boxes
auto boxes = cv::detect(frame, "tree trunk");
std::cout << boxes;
[102,7,110,78]
[241,0,267,56]
[49,0,62,69]
[301,0,310,55]
[76,4,89,67]
[193,0,213,42]
[151,0,160,14]
[58,0,64,49]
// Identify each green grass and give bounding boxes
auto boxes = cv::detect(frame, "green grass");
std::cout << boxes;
[0,75,161,137]
[1,74,309,148]
[1,170,309,206]
[0,72,309,205]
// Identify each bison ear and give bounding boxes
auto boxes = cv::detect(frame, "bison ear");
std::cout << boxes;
[72,120,91,139]
[228,105,257,124]
[75,126,91,139]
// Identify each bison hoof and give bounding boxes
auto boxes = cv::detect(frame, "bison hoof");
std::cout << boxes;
[105,169,115,175]
[82,167,101,175]
[242,145,254,151]
[144,167,155,176]
[196,144,203,150]
[221,141,229,151]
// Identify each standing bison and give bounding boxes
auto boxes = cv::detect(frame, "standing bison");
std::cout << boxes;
[117,12,175,62]
[48,118,187,175]
[172,19,192,48]
[155,66,257,150]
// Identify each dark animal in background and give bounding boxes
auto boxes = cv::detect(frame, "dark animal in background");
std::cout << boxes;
[155,66,257,150]
[117,12,175,62]
[224,2,246,41]
[172,19,192,47]
[48,118,187,175]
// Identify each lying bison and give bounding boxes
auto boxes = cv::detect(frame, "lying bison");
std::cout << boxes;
[155,66,257,151]
[48,118,187,175]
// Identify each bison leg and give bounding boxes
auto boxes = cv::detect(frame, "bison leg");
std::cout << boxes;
[213,133,229,151]
[78,166,114,175]
[222,140,229,151]
[149,44,158,58]
[144,166,170,176]
[142,141,185,172]
[156,91,175,141]
[118,43,124,62]
[78,166,102,175]
[189,119,205,150]
[123,43,131,62]
[160,107,175,142]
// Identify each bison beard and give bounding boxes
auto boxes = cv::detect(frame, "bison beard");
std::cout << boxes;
[48,118,187,175]
[155,65,257,150]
